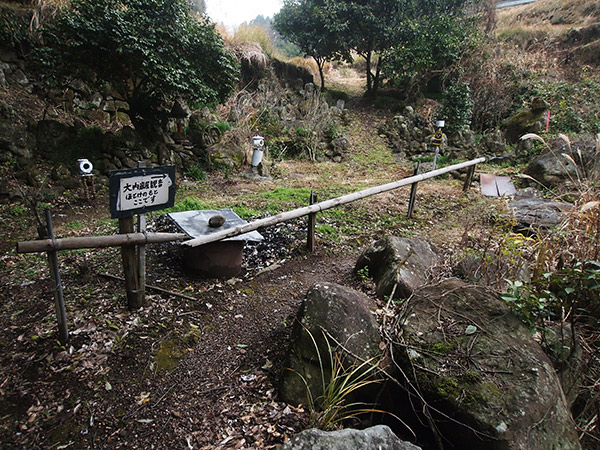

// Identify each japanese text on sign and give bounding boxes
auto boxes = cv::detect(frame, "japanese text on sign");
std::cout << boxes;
[118,174,172,212]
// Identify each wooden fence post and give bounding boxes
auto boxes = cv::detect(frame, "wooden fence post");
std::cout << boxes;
[307,190,317,252]
[463,165,476,192]
[407,162,421,219]
[119,216,143,310]
[44,210,69,343]
[137,161,146,302]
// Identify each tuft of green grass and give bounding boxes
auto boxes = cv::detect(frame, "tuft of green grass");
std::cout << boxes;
[316,223,340,242]
[288,327,385,431]
[186,165,208,182]
[231,204,263,220]
[65,220,85,231]
[8,203,27,216]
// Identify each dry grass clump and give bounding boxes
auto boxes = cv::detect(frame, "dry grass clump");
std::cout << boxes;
[458,42,559,132]
[536,134,600,271]
[287,56,318,77]
[231,24,279,58]
[325,64,366,97]
[497,0,600,29]
[518,133,600,446]
[30,0,70,35]
[496,0,600,47]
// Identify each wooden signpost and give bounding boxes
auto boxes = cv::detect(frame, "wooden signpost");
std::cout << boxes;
[109,165,176,309]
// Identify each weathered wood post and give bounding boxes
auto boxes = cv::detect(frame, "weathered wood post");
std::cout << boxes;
[137,213,146,301]
[44,210,69,343]
[463,165,476,192]
[407,162,421,219]
[119,216,143,310]
[307,190,317,252]
[137,162,147,301]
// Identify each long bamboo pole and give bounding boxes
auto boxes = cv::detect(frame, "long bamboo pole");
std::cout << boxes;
[184,157,485,248]
[17,232,188,254]
[17,157,484,254]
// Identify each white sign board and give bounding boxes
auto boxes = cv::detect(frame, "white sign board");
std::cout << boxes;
[117,173,172,212]
[109,166,176,218]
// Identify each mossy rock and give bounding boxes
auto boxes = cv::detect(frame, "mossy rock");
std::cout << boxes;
[280,283,381,406]
[501,97,548,143]
[392,278,581,450]
[355,236,440,301]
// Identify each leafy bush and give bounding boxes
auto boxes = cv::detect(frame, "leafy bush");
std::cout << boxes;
[0,4,31,52]
[384,15,474,88]
[325,89,350,103]
[440,82,474,134]
[520,80,600,135]
[36,0,239,134]
[213,122,232,134]
[296,127,309,138]
[502,261,600,330]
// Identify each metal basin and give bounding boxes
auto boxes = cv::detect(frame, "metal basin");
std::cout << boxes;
[168,209,263,278]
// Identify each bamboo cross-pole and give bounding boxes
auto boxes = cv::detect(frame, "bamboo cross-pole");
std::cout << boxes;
[184,157,485,248]
[17,232,188,254]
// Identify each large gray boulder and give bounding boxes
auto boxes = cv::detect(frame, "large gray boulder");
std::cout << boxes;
[355,236,440,300]
[508,194,573,229]
[391,278,581,450]
[453,252,531,291]
[282,425,422,450]
[280,283,381,406]
[524,149,580,188]
[524,136,599,188]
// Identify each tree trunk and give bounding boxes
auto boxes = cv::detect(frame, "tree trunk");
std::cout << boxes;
[314,57,326,92]
[365,50,373,96]
[372,57,383,97]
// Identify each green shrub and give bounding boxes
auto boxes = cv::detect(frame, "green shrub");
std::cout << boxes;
[326,89,350,102]
[0,5,31,52]
[186,165,207,181]
[296,127,310,137]
[213,121,232,134]
[502,261,600,331]
[440,82,473,134]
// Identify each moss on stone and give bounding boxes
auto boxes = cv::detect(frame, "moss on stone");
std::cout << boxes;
[155,339,183,372]
[430,341,454,354]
